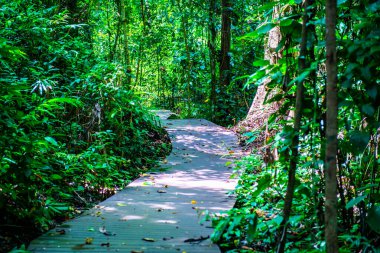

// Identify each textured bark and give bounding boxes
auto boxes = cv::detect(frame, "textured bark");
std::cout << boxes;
[208,0,217,117]
[236,7,281,147]
[325,0,338,250]
[135,0,146,87]
[120,0,131,86]
[220,0,232,87]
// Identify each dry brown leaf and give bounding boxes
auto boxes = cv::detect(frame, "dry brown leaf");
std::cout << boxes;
[85,237,93,244]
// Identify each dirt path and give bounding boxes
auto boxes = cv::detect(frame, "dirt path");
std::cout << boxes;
[28,111,241,253]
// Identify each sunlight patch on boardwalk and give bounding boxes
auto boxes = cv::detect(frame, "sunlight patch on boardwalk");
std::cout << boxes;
[28,111,241,253]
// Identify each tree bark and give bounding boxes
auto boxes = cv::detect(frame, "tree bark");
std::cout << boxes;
[237,6,281,143]
[208,0,217,118]
[178,0,192,115]
[135,0,147,87]
[120,0,131,86]
[220,0,232,87]
[325,0,338,251]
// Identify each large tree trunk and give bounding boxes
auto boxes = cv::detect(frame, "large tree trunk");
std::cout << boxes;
[325,0,338,251]
[237,6,282,145]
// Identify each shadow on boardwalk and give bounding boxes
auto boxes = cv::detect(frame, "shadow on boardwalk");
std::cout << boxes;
[28,111,241,253]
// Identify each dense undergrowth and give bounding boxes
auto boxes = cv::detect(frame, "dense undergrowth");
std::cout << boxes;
[209,0,380,251]
[213,154,379,252]
[0,2,171,251]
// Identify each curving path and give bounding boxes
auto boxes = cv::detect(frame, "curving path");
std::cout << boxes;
[28,110,241,253]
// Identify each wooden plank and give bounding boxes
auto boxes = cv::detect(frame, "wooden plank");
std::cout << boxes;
[28,111,241,253]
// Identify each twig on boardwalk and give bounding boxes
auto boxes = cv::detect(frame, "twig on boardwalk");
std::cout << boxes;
[184,235,210,243]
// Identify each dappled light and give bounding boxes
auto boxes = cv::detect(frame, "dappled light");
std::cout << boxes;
[27,111,240,252]
[1,0,379,252]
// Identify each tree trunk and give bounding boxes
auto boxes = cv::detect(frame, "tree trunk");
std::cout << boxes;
[325,0,338,251]
[220,0,231,87]
[135,0,147,87]
[178,0,192,116]
[237,6,281,143]
[208,0,217,118]
[120,0,131,86]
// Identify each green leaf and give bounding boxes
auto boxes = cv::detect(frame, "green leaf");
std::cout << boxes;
[42,97,82,108]
[246,214,258,243]
[252,59,269,67]
[338,0,348,5]
[237,23,275,41]
[280,19,293,27]
[367,205,380,234]
[256,23,276,34]
[211,218,229,242]
[45,136,58,146]
[345,195,367,209]
[349,131,370,154]
[51,174,63,180]
[362,104,375,116]
[252,173,271,198]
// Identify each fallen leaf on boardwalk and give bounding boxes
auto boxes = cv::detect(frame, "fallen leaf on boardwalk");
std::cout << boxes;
[142,181,153,186]
[99,226,115,236]
[191,200,197,204]
[164,184,169,188]
[104,231,116,236]
[157,208,164,212]
[56,229,65,235]
[162,159,168,164]
[157,190,166,193]
[101,242,110,247]
[85,237,93,244]
[117,203,127,206]
[184,235,209,243]
[229,150,234,154]
[95,211,102,216]
[99,226,107,233]
[131,250,144,253]
[87,227,95,231]
[142,237,156,242]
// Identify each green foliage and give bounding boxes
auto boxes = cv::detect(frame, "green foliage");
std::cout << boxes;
[211,0,380,251]
[0,1,171,250]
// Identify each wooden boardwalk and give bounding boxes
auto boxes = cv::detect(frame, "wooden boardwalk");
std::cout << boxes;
[28,111,241,253]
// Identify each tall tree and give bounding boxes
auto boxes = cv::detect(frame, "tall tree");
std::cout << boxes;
[219,0,232,87]
[120,0,131,86]
[238,6,282,146]
[208,0,218,118]
[325,0,338,250]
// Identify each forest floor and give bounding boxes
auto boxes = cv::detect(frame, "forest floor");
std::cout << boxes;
[26,110,242,253]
